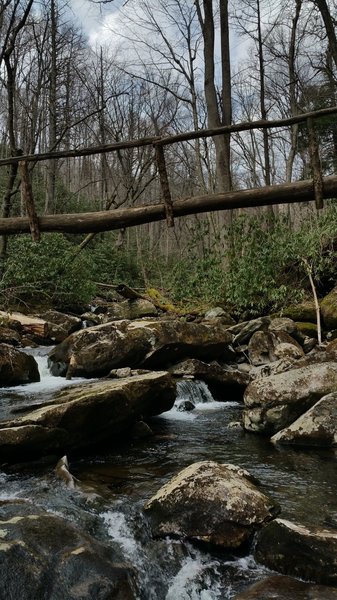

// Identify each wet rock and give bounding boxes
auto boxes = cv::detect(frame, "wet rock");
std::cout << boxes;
[247,330,303,366]
[254,518,337,586]
[0,372,175,460]
[144,461,279,550]
[0,500,136,600]
[321,286,337,329]
[233,575,337,599]
[243,362,337,434]
[36,309,82,343]
[48,319,234,378]
[170,358,250,400]
[55,455,77,489]
[271,392,337,447]
[0,344,40,387]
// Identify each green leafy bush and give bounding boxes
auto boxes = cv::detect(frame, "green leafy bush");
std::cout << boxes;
[1,234,96,308]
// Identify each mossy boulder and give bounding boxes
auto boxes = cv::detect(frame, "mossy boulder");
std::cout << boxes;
[282,302,317,323]
[295,322,318,338]
[321,286,337,329]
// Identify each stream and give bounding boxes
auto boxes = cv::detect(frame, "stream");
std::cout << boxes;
[1,347,337,599]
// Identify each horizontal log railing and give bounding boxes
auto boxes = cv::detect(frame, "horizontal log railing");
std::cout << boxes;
[0,175,337,236]
[0,105,337,235]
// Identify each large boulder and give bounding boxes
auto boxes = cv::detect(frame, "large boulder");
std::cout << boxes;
[0,372,175,460]
[170,358,251,400]
[254,518,337,586]
[243,362,337,434]
[321,286,337,329]
[48,319,234,378]
[247,331,303,366]
[0,500,136,600]
[233,575,337,600]
[282,301,317,323]
[271,392,337,447]
[0,344,40,387]
[227,317,270,347]
[144,461,279,550]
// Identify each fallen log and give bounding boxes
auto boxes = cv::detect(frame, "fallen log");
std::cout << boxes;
[0,175,336,236]
[0,311,48,338]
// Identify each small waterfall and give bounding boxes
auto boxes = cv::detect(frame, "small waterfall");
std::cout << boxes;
[176,379,214,407]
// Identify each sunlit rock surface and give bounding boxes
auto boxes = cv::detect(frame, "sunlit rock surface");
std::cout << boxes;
[243,362,337,433]
[271,392,337,447]
[0,372,175,460]
[48,319,234,378]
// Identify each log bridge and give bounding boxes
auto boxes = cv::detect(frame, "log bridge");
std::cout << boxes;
[0,106,336,237]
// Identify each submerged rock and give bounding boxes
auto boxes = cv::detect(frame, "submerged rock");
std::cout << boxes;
[0,344,40,387]
[48,319,234,378]
[0,500,136,600]
[144,461,279,550]
[254,518,337,586]
[0,372,175,460]
[233,575,337,599]
[243,362,337,433]
[271,392,337,447]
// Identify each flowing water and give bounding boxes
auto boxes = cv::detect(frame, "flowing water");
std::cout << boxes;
[1,351,337,598]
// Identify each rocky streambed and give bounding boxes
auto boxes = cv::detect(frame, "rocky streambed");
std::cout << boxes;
[0,300,336,599]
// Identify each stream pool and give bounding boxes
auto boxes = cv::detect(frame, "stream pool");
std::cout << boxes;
[1,349,336,598]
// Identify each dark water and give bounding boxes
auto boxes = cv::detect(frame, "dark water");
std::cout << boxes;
[1,362,336,599]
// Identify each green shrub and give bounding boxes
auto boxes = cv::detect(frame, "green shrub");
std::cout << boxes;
[1,234,96,308]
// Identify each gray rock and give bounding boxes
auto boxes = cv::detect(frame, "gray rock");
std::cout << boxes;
[0,372,175,460]
[48,319,234,378]
[204,307,235,325]
[247,330,303,366]
[0,500,136,600]
[271,392,337,446]
[144,461,279,550]
[254,518,337,586]
[233,575,337,599]
[0,344,40,387]
[243,362,337,434]
[268,317,298,335]
[228,317,271,346]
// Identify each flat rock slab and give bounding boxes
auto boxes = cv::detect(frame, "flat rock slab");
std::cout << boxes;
[234,575,337,599]
[271,392,337,447]
[0,372,175,460]
[144,461,279,550]
[254,518,337,586]
[48,319,234,378]
[0,500,136,600]
[243,362,337,433]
